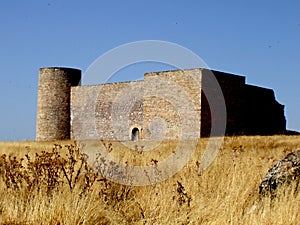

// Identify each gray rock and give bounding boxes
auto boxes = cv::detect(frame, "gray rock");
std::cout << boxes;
[259,150,300,195]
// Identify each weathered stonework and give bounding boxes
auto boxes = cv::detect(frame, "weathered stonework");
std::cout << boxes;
[36,67,81,141]
[143,70,202,140]
[36,67,286,141]
[71,81,143,140]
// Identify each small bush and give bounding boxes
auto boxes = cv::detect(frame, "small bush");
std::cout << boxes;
[0,143,97,195]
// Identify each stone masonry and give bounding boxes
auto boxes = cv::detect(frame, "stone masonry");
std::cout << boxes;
[36,68,81,141]
[36,67,286,141]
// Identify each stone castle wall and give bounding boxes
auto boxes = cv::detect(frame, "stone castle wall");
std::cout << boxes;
[243,85,286,135]
[37,67,286,141]
[71,81,144,140]
[200,70,286,137]
[71,69,203,140]
[201,70,246,137]
[143,69,202,140]
[36,67,81,141]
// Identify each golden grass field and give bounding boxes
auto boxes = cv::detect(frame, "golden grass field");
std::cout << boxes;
[0,135,300,224]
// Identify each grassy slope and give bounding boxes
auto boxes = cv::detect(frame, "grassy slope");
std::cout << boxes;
[0,135,300,224]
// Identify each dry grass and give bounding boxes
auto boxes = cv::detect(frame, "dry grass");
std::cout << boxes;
[0,135,300,224]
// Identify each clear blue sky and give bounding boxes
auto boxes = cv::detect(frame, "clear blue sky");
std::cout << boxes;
[0,0,299,141]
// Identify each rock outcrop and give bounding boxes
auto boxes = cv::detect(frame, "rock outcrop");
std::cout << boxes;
[259,150,300,195]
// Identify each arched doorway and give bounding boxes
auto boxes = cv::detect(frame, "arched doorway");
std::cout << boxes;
[131,127,139,141]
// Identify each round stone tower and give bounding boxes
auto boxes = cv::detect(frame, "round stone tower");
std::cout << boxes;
[36,67,81,141]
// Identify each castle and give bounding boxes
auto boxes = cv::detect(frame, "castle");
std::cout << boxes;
[36,67,286,141]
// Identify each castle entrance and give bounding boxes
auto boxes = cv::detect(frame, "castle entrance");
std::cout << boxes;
[131,127,139,141]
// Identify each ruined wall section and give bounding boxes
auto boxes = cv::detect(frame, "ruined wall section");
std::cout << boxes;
[71,81,143,140]
[143,69,202,140]
[200,70,286,136]
[243,85,286,135]
[201,70,246,137]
